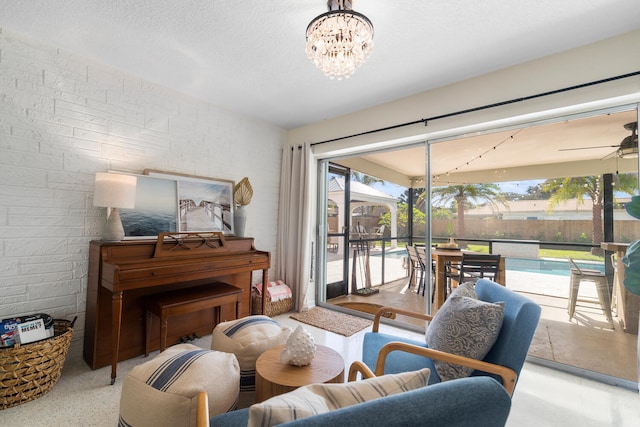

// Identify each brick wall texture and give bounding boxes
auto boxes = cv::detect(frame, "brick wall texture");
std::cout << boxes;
[0,28,286,358]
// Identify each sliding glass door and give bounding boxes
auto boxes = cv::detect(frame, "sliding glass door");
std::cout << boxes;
[315,104,640,388]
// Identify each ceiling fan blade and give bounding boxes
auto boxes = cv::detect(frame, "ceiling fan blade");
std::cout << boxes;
[558,144,619,151]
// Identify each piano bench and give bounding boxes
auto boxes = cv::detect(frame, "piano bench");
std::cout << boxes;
[145,282,243,356]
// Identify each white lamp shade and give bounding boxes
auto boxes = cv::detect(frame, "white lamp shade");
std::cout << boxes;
[93,173,137,209]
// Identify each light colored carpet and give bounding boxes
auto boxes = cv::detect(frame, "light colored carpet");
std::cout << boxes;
[290,307,372,337]
[335,302,396,319]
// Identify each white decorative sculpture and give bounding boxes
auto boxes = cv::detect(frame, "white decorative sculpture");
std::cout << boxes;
[280,325,316,366]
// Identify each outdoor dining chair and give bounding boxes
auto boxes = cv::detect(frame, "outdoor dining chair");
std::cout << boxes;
[406,245,426,293]
[445,253,501,293]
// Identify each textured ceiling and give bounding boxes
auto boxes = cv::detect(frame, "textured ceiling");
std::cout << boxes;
[2,0,640,129]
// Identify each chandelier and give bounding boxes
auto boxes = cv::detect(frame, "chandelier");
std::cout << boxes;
[305,0,374,80]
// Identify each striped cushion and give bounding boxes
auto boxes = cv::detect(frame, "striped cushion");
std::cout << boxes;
[119,344,239,427]
[247,368,430,427]
[211,316,291,408]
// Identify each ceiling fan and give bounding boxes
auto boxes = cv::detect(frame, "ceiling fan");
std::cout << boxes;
[558,121,638,159]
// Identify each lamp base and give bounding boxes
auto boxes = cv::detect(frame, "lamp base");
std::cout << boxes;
[102,208,126,242]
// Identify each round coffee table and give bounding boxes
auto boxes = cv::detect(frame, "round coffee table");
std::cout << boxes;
[255,344,344,402]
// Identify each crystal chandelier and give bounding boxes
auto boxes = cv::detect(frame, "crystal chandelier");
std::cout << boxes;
[305,0,374,80]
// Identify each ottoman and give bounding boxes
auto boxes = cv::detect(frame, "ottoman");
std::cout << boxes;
[211,315,291,408]
[119,344,239,427]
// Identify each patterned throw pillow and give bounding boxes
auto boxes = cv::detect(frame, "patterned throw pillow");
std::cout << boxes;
[425,293,504,381]
[453,281,478,298]
[247,368,431,427]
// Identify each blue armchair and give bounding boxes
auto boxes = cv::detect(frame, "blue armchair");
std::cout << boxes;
[362,278,541,395]
[202,376,511,426]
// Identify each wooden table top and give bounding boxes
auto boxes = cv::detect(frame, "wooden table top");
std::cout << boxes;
[256,344,344,388]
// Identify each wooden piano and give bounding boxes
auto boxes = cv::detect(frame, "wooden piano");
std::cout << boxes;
[83,232,270,384]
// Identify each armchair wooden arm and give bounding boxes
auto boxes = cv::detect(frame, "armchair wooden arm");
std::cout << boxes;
[348,360,377,381]
[196,391,209,427]
[373,306,433,332]
[375,341,517,396]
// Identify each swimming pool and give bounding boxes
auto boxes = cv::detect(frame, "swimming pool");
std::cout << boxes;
[506,257,604,276]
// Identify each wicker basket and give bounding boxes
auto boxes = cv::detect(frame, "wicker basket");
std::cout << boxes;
[1,319,74,409]
[252,290,293,317]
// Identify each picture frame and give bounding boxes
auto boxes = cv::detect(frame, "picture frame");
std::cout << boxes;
[144,169,235,235]
[116,173,179,239]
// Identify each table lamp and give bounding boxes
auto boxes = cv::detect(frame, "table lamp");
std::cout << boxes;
[93,172,137,241]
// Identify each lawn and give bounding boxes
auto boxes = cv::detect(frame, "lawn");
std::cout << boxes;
[466,244,604,262]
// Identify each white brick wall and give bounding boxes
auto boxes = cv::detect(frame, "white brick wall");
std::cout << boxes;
[0,28,286,358]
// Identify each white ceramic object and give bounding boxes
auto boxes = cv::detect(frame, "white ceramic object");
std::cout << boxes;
[280,325,316,367]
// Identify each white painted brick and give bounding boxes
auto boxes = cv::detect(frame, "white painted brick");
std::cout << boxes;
[0,191,53,209]
[43,69,77,95]
[20,260,73,275]
[16,77,87,106]
[25,110,82,136]
[51,53,88,80]
[107,118,141,140]
[3,86,56,114]
[145,110,170,133]
[0,163,48,187]
[0,133,39,153]
[4,238,68,257]
[62,152,110,174]
[28,280,81,299]
[1,226,84,239]
[54,100,110,129]
[2,271,74,288]
[0,258,19,276]
[125,108,145,127]
[75,81,108,102]
[40,136,101,157]
[86,97,126,119]
[0,29,285,357]
[0,151,63,171]
[87,65,123,90]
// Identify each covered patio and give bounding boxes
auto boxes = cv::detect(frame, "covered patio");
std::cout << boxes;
[326,250,638,386]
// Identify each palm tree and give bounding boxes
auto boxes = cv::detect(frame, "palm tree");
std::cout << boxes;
[351,171,383,186]
[541,174,637,247]
[430,184,508,238]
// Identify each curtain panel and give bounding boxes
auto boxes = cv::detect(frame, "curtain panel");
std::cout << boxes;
[275,143,315,311]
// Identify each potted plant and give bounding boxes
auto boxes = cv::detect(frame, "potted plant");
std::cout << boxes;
[233,177,253,237]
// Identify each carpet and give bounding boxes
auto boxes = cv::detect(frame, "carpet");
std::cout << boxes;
[290,307,372,337]
[335,302,396,319]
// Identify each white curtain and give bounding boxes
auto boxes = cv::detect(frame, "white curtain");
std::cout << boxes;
[275,143,315,311]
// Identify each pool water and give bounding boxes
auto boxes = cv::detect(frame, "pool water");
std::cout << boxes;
[506,257,604,276]
[371,249,407,259]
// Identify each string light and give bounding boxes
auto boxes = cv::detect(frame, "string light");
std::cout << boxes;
[433,129,523,185]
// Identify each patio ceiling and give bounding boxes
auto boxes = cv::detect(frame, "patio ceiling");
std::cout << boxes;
[338,109,639,187]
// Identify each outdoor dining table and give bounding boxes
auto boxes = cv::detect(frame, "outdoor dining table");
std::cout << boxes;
[430,248,506,311]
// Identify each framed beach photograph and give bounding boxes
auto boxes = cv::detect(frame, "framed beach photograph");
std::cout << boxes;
[117,174,179,239]
[144,169,235,234]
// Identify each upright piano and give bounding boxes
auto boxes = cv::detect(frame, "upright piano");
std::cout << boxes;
[84,232,270,383]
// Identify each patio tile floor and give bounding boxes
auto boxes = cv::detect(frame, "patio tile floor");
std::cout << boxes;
[327,253,638,384]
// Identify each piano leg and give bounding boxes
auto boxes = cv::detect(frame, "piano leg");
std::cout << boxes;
[111,291,123,385]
